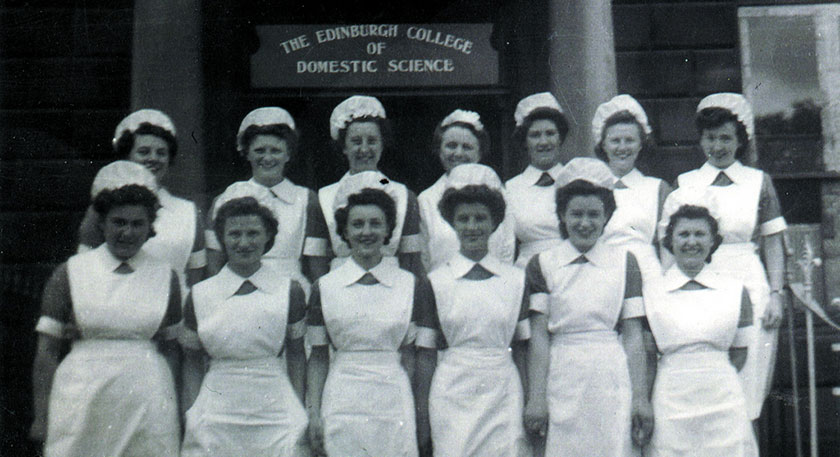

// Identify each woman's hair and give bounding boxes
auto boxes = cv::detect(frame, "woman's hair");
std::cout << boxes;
[438,184,506,231]
[554,179,617,238]
[92,184,160,238]
[114,123,179,159]
[333,116,393,154]
[661,205,723,263]
[593,111,653,163]
[238,124,299,159]
[695,107,750,161]
[512,108,569,154]
[213,197,279,255]
[431,121,490,161]
[334,188,397,246]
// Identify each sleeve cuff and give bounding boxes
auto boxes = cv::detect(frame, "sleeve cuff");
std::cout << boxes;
[415,326,439,349]
[733,325,754,348]
[188,249,208,269]
[514,318,531,341]
[760,217,787,236]
[399,234,424,254]
[288,319,306,340]
[621,296,645,320]
[35,316,66,339]
[530,293,549,314]
[307,325,329,346]
[178,327,202,350]
[303,237,330,257]
[205,229,221,251]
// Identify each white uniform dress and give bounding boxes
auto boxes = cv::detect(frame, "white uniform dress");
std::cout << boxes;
[180,265,308,457]
[603,168,669,284]
[206,178,330,292]
[677,160,787,418]
[308,257,432,457]
[418,174,515,270]
[526,240,644,457]
[419,253,531,457]
[35,245,181,457]
[506,163,565,268]
[646,265,757,457]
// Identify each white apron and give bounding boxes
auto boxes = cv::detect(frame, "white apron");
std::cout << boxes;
[506,166,564,269]
[181,272,307,457]
[427,258,529,456]
[46,247,179,457]
[679,166,773,419]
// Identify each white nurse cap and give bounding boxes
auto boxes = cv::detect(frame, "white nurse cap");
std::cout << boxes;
[556,157,618,190]
[514,92,563,127]
[91,160,158,198]
[211,181,278,221]
[697,93,754,140]
[329,95,386,141]
[440,109,484,132]
[445,163,503,191]
[657,185,721,240]
[237,107,296,152]
[591,94,652,145]
[112,109,176,150]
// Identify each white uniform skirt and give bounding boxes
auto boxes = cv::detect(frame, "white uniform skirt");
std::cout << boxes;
[546,331,633,457]
[430,347,530,457]
[322,350,417,457]
[647,351,757,457]
[45,339,179,457]
[181,357,308,457]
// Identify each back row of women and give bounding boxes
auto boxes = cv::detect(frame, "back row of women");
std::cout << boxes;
[30,90,787,457]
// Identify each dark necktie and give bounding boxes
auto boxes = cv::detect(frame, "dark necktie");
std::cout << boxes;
[680,280,707,291]
[570,255,588,265]
[535,172,555,187]
[711,171,734,186]
[462,263,494,280]
[356,272,379,285]
[615,180,628,189]
[114,262,134,274]
[234,280,258,295]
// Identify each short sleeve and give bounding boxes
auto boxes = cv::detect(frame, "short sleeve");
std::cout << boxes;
[35,263,72,338]
[758,173,787,236]
[514,287,531,341]
[154,271,182,341]
[306,280,329,346]
[413,275,443,349]
[188,206,208,269]
[179,292,201,350]
[399,190,423,254]
[525,255,550,315]
[621,253,644,320]
[733,287,754,348]
[287,280,307,340]
[303,190,331,257]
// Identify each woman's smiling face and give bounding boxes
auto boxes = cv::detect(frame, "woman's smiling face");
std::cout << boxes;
[246,134,289,185]
[343,121,383,173]
[562,195,607,252]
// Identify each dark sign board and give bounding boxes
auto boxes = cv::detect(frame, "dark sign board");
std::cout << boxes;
[250,24,499,88]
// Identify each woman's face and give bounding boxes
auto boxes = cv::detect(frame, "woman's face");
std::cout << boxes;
[452,202,494,256]
[562,195,607,253]
[101,204,152,260]
[699,121,740,169]
[343,121,383,173]
[671,217,715,272]
[222,214,270,271]
[128,134,170,183]
[439,126,480,172]
[246,134,289,185]
[345,204,389,259]
[602,122,642,176]
[526,119,563,170]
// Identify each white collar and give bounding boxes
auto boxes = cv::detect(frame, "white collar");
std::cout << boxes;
[96,243,148,272]
[663,264,722,291]
[332,256,399,287]
[248,177,295,204]
[446,252,504,278]
[696,160,748,186]
[216,263,281,297]
[554,239,609,267]
[522,163,565,185]
[616,168,645,188]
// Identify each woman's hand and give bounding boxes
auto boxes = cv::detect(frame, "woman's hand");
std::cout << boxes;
[523,397,549,438]
[762,291,784,329]
[631,396,654,447]
[28,417,47,442]
[308,414,326,457]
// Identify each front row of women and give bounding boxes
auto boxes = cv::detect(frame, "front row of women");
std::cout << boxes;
[31,155,757,457]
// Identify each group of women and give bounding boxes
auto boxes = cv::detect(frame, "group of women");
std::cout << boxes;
[29,89,786,457]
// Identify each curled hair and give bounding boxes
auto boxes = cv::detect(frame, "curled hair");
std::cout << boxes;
[334,116,393,155]
[594,111,653,163]
[695,107,750,161]
[512,108,569,155]
[432,121,490,161]
[554,180,617,238]
[213,197,279,255]
[92,184,160,238]
[114,123,179,159]
[239,124,299,159]
[334,188,397,246]
[661,205,723,263]
[438,184,506,231]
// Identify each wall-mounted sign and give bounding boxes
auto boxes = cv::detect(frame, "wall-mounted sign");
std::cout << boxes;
[250,23,499,88]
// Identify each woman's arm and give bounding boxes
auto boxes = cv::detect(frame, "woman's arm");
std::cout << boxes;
[524,313,549,437]
[306,345,329,456]
[621,317,654,447]
[30,334,62,441]
[729,347,748,371]
[400,344,416,382]
[286,337,306,403]
[414,347,436,454]
[512,339,529,395]
[761,232,785,328]
[180,347,206,412]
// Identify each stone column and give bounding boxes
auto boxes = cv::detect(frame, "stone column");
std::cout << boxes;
[547,0,617,162]
[131,0,206,207]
